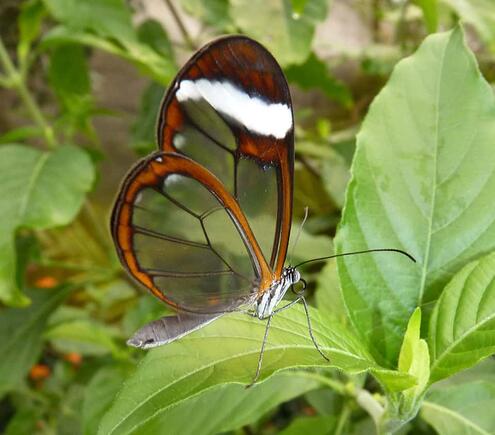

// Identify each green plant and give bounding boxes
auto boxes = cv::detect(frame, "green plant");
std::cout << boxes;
[1,1,495,434]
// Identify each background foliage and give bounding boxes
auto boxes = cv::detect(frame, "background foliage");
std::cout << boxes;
[1,1,495,434]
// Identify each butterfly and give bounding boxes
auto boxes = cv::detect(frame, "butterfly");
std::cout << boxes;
[111,35,413,385]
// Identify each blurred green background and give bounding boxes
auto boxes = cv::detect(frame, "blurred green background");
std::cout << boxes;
[1,0,495,434]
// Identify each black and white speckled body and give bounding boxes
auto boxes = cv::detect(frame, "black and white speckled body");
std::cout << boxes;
[255,267,300,319]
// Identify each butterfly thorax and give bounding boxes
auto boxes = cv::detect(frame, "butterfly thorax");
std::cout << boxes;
[255,267,300,319]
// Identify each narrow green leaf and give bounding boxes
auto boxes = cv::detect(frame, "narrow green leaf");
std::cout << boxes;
[336,26,495,364]
[130,82,165,155]
[413,0,438,33]
[230,0,329,66]
[99,307,412,434]
[397,308,430,413]
[17,0,46,63]
[0,145,95,305]
[0,287,71,396]
[285,53,353,107]
[429,252,495,383]
[421,381,495,434]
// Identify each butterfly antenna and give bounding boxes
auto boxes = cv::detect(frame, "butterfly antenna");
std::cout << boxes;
[294,248,416,268]
[288,206,309,265]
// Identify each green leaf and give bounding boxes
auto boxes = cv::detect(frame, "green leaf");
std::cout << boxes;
[335,26,495,365]
[42,0,136,42]
[429,252,495,383]
[49,44,90,99]
[414,0,438,33]
[4,407,40,435]
[315,260,349,325]
[99,307,413,434]
[114,372,321,435]
[42,26,175,85]
[421,380,495,434]
[137,19,175,62]
[180,0,232,31]
[280,415,337,435]
[0,287,70,396]
[230,0,329,66]
[0,145,95,305]
[83,365,133,435]
[130,82,165,155]
[45,319,123,357]
[17,0,46,64]
[285,53,353,107]
[397,308,430,412]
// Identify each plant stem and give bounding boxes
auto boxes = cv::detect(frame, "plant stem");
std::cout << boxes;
[335,402,351,435]
[164,0,197,50]
[0,37,57,149]
[356,388,386,433]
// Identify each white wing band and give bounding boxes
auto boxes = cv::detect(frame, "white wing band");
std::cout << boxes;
[176,79,292,139]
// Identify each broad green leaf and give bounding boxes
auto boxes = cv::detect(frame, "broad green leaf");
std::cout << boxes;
[83,365,134,435]
[0,145,95,305]
[280,415,336,435]
[42,0,135,42]
[441,0,495,50]
[0,287,70,396]
[315,260,349,325]
[429,252,495,383]
[45,319,123,357]
[285,53,353,107]
[118,372,322,435]
[414,0,438,33]
[230,0,329,66]
[321,146,351,209]
[398,308,430,412]
[336,26,495,364]
[421,381,495,434]
[99,307,413,434]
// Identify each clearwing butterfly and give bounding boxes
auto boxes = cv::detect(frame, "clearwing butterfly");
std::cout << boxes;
[111,35,414,385]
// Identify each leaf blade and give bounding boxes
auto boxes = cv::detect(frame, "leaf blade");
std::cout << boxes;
[429,252,495,383]
[336,25,495,364]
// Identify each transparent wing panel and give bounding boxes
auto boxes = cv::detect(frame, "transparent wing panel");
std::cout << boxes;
[127,167,258,313]
[236,158,279,266]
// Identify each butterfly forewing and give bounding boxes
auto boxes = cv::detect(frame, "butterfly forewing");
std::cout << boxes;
[158,36,294,276]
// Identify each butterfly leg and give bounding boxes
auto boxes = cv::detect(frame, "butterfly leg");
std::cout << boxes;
[246,314,272,389]
[300,294,329,362]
